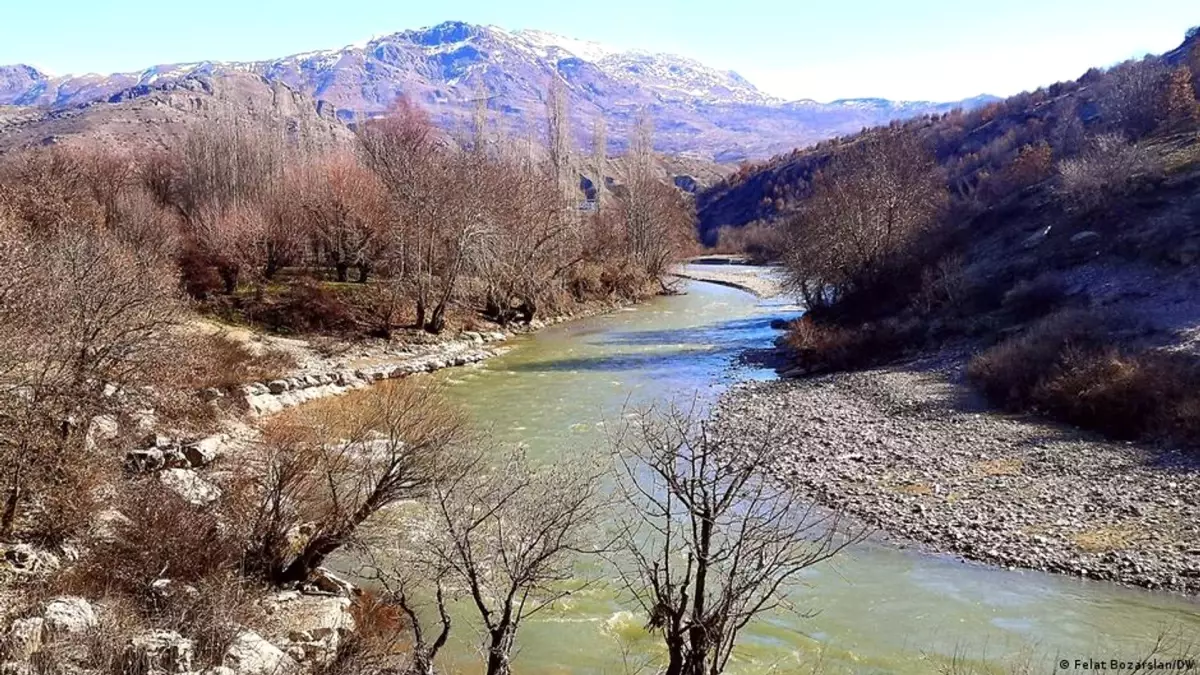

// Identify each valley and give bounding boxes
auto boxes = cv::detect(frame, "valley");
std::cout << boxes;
[1,10,1199,675]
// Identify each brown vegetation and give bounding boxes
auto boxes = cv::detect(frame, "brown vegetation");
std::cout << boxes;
[706,28,1200,449]
[968,311,1200,448]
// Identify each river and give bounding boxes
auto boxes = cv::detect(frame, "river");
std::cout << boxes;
[367,268,1200,674]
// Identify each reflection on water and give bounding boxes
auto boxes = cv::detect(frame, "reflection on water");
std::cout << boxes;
[359,271,1200,674]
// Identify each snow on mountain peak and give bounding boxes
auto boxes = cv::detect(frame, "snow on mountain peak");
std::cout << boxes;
[508,28,622,63]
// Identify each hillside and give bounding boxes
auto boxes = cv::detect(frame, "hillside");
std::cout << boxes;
[729,27,1200,451]
[0,21,993,162]
[0,72,352,153]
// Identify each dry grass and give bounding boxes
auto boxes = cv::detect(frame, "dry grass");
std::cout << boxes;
[785,315,923,373]
[969,310,1200,450]
[973,458,1024,477]
[173,332,297,391]
[894,482,933,496]
[1072,525,1141,553]
[264,378,448,443]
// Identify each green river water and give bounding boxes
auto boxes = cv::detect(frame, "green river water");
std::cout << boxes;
[351,268,1200,674]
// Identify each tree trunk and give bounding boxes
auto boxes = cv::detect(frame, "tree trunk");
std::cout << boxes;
[264,257,279,281]
[663,636,685,675]
[0,483,21,538]
[484,626,516,675]
[425,302,447,334]
[357,263,370,284]
[219,266,239,295]
[335,263,349,283]
[415,299,427,330]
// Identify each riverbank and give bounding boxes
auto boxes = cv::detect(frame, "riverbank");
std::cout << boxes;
[671,263,783,298]
[714,353,1200,596]
[222,298,636,416]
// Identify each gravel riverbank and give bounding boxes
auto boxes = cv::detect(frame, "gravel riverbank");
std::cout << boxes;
[671,265,783,298]
[714,356,1200,595]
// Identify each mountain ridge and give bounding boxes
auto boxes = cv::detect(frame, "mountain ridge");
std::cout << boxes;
[0,21,997,161]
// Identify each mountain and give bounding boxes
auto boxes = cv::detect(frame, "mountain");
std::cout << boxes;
[0,22,993,162]
[0,71,351,154]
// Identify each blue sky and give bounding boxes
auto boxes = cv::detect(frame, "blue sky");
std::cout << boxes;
[1,0,1195,102]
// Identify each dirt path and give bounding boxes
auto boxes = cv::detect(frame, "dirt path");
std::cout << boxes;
[714,356,1200,595]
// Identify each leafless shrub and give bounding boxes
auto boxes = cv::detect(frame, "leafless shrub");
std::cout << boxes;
[247,381,468,584]
[1057,134,1159,213]
[609,406,865,675]
[0,219,183,543]
[968,310,1200,448]
[782,130,947,311]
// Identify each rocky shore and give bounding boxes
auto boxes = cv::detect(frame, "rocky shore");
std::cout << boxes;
[714,356,1200,595]
[218,299,633,417]
[671,264,783,298]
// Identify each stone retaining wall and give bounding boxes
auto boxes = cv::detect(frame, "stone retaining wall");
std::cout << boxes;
[240,332,508,416]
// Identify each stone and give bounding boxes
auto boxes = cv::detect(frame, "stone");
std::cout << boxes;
[126,630,194,674]
[769,318,790,330]
[43,597,98,635]
[302,568,357,597]
[159,469,222,507]
[3,617,44,660]
[1022,225,1052,249]
[223,631,298,675]
[267,380,289,395]
[182,435,226,468]
[85,414,120,451]
[199,387,224,403]
[2,544,61,576]
[93,508,133,543]
[270,594,354,667]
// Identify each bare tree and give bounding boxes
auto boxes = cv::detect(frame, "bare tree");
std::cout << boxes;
[0,218,182,541]
[782,130,946,310]
[545,75,573,201]
[614,113,696,284]
[590,117,608,211]
[425,446,605,675]
[248,381,468,584]
[296,153,390,283]
[358,101,483,333]
[610,407,864,675]
[1096,58,1168,139]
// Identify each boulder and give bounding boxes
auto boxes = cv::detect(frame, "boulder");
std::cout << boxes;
[182,435,226,468]
[93,508,133,543]
[1,544,60,576]
[42,597,97,635]
[267,380,289,395]
[301,568,357,597]
[269,593,355,667]
[85,414,120,452]
[159,469,222,507]
[198,388,224,403]
[3,617,44,660]
[1022,225,1052,249]
[126,447,166,473]
[223,631,298,675]
[126,630,194,674]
